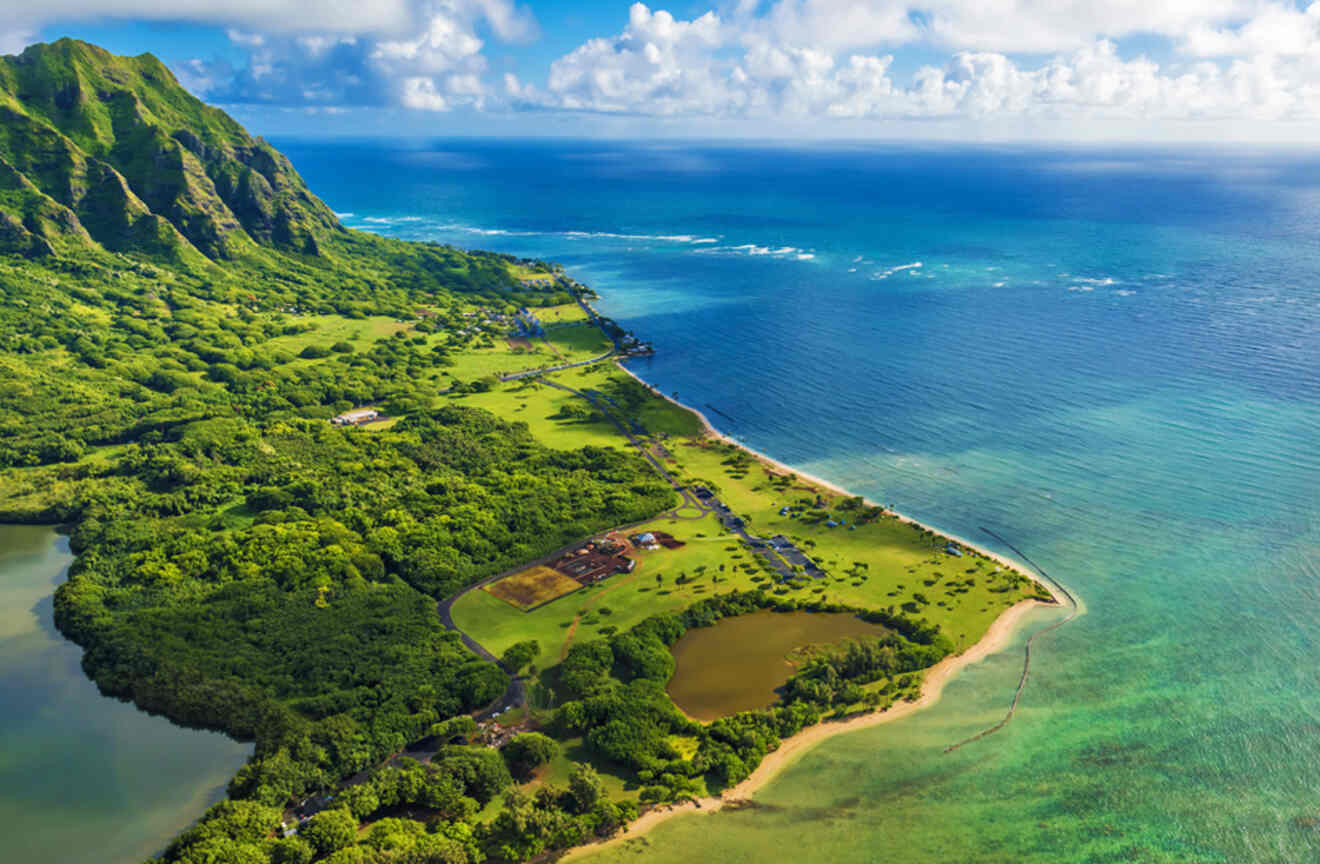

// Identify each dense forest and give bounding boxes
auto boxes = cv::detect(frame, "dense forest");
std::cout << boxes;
[0,39,978,864]
[0,39,681,863]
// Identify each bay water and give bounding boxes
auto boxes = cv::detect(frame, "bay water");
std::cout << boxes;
[0,526,250,863]
[282,139,1320,863]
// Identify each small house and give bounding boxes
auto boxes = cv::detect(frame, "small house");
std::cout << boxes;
[332,408,380,426]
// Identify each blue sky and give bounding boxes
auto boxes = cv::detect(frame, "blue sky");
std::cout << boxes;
[10,2,1320,141]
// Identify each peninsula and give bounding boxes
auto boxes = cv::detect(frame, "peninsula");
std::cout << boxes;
[0,39,1061,864]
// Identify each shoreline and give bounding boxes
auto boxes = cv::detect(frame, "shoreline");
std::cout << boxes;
[562,596,1051,861]
[612,361,1067,603]
[553,361,1077,860]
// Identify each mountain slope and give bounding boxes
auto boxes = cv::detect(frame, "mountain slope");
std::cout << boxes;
[0,39,340,260]
[0,37,668,864]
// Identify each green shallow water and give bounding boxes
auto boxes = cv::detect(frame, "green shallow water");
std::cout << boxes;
[285,141,1320,862]
[666,612,893,722]
[0,525,251,864]
[582,409,1320,864]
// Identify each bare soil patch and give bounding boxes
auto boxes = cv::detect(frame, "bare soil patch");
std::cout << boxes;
[484,566,582,610]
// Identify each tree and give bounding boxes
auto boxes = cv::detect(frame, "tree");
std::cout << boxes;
[340,784,380,820]
[502,732,559,780]
[500,640,541,674]
[300,807,357,856]
[269,837,314,864]
[567,762,605,814]
[432,746,513,804]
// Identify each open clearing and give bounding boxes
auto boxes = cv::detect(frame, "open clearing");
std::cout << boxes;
[483,565,583,610]
[451,361,1046,670]
[538,303,590,324]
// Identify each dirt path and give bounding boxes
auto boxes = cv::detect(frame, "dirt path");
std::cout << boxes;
[558,567,644,660]
[537,334,566,362]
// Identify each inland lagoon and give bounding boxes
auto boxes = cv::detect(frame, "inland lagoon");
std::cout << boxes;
[300,141,1320,862]
[666,611,893,721]
[0,526,251,864]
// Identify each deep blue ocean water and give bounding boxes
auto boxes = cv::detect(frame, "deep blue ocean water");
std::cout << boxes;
[281,139,1320,863]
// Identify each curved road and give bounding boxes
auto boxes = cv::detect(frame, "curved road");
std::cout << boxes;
[436,363,798,717]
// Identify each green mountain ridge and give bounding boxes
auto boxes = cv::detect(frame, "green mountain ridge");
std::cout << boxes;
[0,38,340,260]
[0,37,1021,864]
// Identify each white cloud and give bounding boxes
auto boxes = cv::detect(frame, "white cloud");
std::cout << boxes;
[6,0,534,112]
[1183,3,1320,57]
[155,0,533,111]
[525,1,1320,133]
[11,1,415,35]
[400,75,451,110]
[918,0,1266,53]
[543,3,735,114]
[0,27,38,55]
[15,0,1320,137]
[742,0,1269,54]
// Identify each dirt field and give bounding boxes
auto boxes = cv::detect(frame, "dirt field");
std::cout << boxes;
[484,565,583,610]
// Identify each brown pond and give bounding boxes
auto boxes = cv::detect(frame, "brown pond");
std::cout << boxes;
[665,611,890,721]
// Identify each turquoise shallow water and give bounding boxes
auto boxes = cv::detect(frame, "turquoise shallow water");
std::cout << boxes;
[283,139,1320,862]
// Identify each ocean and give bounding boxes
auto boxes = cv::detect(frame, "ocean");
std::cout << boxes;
[283,139,1320,863]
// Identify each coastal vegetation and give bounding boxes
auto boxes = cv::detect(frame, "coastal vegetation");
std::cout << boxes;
[0,38,1052,864]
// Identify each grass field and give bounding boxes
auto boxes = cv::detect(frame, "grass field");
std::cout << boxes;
[451,360,1048,670]
[471,735,645,824]
[484,566,584,610]
[665,439,1044,652]
[543,325,613,359]
[263,314,413,355]
[451,514,749,664]
[442,323,612,383]
[537,303,590,324]
[530,365,704,439]
[505,263,557,282]
[445,378,629,451]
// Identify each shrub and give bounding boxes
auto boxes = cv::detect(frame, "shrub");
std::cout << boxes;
[300,808,357,856]
[502,732,559,780]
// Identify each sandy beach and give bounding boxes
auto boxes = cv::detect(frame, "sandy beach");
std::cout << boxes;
[555,364,1075,860]
[563,595,1052,860]
[614,362,1067,595]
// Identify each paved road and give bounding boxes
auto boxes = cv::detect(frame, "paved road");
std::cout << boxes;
[433,358,801,717]
[499,350,616,382]
[434,534,619,718]
[539,378,695,502]
[435,580,524,719]
[540,378,797,579]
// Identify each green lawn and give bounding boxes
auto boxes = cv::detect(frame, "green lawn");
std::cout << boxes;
[550,365,703,438]
[444,379,629,451]
[542,325,613,361]
[537,303,589,325]
[471,734,645,824]
[440,323,612,384]
[665,440,1044,653]
[441,342,552,382]
[263,314,413,355]
[451,513,758,666]
[451,363,1047,669]
[505,262,557,282]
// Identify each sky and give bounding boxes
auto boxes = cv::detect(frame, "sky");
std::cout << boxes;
[9,1,1320,142]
